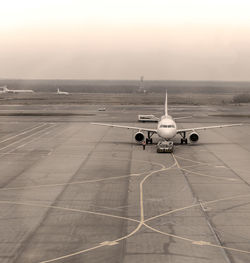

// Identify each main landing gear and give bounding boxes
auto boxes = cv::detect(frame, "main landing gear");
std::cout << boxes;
[146,131,153,144]
[180,131,188,144]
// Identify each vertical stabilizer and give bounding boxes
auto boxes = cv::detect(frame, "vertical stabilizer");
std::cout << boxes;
[164,91,168,116]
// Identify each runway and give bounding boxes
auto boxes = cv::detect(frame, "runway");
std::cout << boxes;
[0,103,250,263]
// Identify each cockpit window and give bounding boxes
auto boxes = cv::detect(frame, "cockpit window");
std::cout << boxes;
[160,125,175,128]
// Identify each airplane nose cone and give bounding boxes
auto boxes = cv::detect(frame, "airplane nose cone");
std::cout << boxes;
[159,129,176,139]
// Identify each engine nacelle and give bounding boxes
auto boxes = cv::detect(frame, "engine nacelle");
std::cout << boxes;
[189,132,199,142]
[135,132,145,143]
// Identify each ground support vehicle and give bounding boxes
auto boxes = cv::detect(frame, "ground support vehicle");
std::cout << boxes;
[157,140,174,153]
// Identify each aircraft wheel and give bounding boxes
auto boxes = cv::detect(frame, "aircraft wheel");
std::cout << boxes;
[150,138,153,144]
[146,138,149,144]
[181,139,183,144]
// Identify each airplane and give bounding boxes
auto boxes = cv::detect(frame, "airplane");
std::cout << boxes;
[92,92,242,145]
[56,88,69,95]
[0,86,7,94]
[2,86,34,93]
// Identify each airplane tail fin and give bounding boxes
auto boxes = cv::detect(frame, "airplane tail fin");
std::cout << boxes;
[3,86,8,92]
[164,91,168,116]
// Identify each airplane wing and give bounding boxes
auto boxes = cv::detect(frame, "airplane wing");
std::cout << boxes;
[91,123,157,133]
[174,116,192,120]
[177,123,242,133]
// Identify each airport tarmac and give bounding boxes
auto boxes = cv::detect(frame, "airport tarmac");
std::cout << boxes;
[0,103,249,263]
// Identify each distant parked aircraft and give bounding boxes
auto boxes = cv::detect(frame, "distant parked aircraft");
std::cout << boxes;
[3,86,34,93]
[56,88,69,95]
[0,86,7,94]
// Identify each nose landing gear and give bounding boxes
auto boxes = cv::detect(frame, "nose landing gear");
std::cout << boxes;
[146,131,153,144]
[146,138,153,144]
[180,131,188,144]
[181,138,188,144]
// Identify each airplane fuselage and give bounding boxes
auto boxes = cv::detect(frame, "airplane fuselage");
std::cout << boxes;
[157,115,177,140]
[57,92,69,95]
[4,88,34,93]
[57,89,69,95]
[9,90,34,93]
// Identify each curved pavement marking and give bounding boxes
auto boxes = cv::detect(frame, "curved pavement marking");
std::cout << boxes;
[145,154,250,223]
[4,144,249,261]
[38,152,250,262]
[38,159,177,262]
[40,223,143,263]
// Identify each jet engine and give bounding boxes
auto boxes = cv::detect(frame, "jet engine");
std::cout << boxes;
[189,132,199,142]
[135,132,145,143]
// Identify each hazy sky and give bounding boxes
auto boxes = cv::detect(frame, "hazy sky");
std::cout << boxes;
[1,0,250,80]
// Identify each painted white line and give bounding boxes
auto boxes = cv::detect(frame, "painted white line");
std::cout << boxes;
[2,140,249,262]
[0,173,143,192]
[144,222,250,255]
[11,124,58,150]
[0,123,47,145]
[174,154,220,167]
[192,240,212,245]
[0,157,161,192]
[0,200,140,223]
[180,167,238,182]
[199,200,211,212]
[38,159,177,262]
[0,124,56,156]
[100,241,119,246]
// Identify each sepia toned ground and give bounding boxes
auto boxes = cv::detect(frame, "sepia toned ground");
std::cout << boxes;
[0,101,249,263]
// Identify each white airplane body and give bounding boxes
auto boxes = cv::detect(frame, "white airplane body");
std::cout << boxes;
[3,86,34,93]
[0,86,7,94]
[92,92,241,145]
[57,88,69,95]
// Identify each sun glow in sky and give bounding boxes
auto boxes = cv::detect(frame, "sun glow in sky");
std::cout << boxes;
[1,0,250,80]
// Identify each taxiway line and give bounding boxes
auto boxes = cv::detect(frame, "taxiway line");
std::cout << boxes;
[180,167,238,181]
[37,158,177,262]
[174,154,221,167]
[0,173,143,192]
[0,155,165,192]
[0,123,48,145]
[0,200,140,223]
[3,136,250,262]
[144,222,250,255]
[0,123,56,157]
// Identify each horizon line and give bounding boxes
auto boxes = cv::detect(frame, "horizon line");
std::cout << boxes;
[1,78,250,83]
